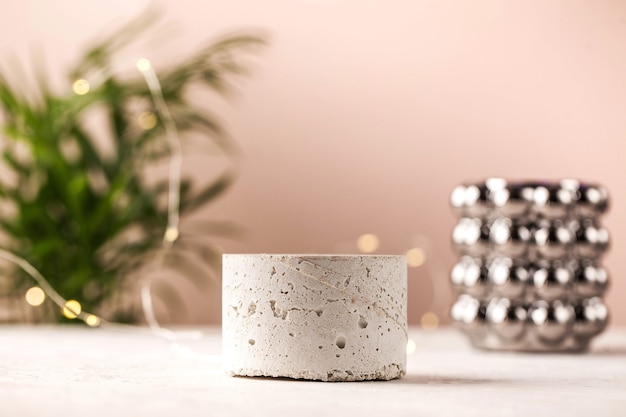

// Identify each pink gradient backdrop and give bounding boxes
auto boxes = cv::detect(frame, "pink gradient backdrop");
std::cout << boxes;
[1,0,624,324]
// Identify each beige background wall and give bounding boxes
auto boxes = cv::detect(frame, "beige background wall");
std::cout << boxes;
[1,0,625,325]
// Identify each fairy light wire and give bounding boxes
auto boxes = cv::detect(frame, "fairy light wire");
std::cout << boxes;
[137,58,202,341]
[0,248,102,324]
[136,58,182,244]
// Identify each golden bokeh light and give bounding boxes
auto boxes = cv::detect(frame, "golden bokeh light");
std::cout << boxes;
[164,226,180,243]
[420,311,439,331]
[62,299,82,319]
[85,314,101,327]
[357,233,379,253]
[136,58,152,72]
[406,247,426,267]
[72,79,90,95]
[406,339,417,355]
[25,286,46,306]
[138,111,158,130]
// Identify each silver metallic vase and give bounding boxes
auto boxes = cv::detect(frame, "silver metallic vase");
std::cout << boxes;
[449,179,609,352]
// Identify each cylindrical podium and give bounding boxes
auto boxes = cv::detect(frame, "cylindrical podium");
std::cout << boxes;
[222,254,407,380]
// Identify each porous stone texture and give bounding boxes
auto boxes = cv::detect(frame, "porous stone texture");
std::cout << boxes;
[222,254,407,382]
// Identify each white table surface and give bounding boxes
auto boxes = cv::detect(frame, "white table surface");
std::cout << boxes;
[1,326,625,417]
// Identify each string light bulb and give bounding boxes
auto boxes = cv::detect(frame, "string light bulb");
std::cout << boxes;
[406,339,417,355]
[136,58,152,72]
[420,311,439,331]
[25,286,46,306]
[85,314,101,327]
[72,79,90,95]
[138,111,158,130]
[163,226,179,244]
[357,233,379,253]
[406,247,426,267]
[62,299,82,319]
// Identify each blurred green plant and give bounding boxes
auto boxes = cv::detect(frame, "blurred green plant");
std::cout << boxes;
[0,15,264,323]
